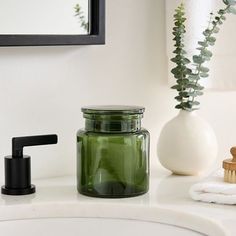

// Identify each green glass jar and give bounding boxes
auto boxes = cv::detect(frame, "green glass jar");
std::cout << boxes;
[77,106,150,198]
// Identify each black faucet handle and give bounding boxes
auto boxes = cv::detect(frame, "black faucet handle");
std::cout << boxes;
[2,134,58,195]
[12,134,58,158]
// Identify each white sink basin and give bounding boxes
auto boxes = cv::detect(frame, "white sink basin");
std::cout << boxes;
[0,217,203,236]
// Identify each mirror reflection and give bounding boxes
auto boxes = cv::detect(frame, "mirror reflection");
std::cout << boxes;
[0,0,89,35]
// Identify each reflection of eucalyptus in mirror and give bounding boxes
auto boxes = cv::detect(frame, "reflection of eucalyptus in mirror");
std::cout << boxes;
[75,4,89,32]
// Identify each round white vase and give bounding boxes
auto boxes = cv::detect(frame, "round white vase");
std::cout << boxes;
[157,110,218,176]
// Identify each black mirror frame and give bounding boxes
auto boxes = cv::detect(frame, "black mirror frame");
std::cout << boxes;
[0,0,105,47]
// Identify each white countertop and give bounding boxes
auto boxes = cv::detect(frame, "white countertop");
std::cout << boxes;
[0,168,235,236]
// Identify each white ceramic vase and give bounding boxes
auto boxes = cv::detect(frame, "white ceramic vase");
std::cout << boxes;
[157,110,218,176]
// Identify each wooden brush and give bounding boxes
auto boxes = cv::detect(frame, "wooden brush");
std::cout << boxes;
[223,147,236,183]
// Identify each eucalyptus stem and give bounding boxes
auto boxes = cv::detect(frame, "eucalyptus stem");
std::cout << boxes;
[170,3,192,110]
[190,5,230,105]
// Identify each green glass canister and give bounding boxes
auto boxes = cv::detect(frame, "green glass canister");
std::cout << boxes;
[77,105,150,198]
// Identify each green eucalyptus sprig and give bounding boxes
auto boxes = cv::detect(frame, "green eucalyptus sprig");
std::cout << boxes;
[75,3,89,31]
[171,3,192,110]
[171,0,236,111]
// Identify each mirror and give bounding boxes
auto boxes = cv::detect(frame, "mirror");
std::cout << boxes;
[0,0,89,35]
[0,0,105,46]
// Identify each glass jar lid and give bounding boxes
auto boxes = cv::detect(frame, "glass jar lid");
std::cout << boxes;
[82,105,145,133]
[82,105,145,115]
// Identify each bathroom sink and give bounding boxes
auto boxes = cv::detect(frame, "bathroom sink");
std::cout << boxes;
[0,176,226,236]
[0,217,204,236]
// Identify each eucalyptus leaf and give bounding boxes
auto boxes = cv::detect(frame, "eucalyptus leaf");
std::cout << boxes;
[171,68,179,75]
[200,72,209,78]
[199,91,204,95]
[184,68,192,75]
[175,104,183,109]
[189,91,204,96]
[188,74,200,81]
[199,66,210,73]
[197,85,204,90]
[179,91,190,97]
[175,96,183,102]
[208,41,215,46]
[182,58,191,64]
[171,85,182,90]
[213,27,220,33]
[182,102,192,109]
[196,91,204,96]
[189,101,200,106]
[202,49,213,57]
[177,79,189,84]
[212,21,217,26]
[208,36,216,43]
[227,0,236,6]
[203,29,211,36]
[185,83,199,89]
[171,57,178,63]
[173,48,186,54]
[175,21,182,27]
[223,0,229,5]
[196,47,203,51]
[198,41,208,47]
[193,55,205,64]
[204,56,211,61]
[229,6,236,14]
[174,74,182,79]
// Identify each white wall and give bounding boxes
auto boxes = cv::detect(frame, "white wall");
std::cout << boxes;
[0,0,168,181]
[0,0,235,183]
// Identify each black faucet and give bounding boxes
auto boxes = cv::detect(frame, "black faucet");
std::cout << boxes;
[1,134,58,196]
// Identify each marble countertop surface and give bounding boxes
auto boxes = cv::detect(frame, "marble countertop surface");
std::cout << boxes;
[0,168,235,236]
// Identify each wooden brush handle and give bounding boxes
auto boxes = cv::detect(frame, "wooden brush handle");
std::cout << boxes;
[230,147,236,162]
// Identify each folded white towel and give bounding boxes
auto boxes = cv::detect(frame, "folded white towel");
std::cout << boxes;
[189,170,236,205]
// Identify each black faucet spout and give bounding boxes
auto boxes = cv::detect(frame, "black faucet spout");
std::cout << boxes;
[12,134,58,158]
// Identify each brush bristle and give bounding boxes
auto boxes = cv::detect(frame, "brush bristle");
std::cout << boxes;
[224,170,236,183]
